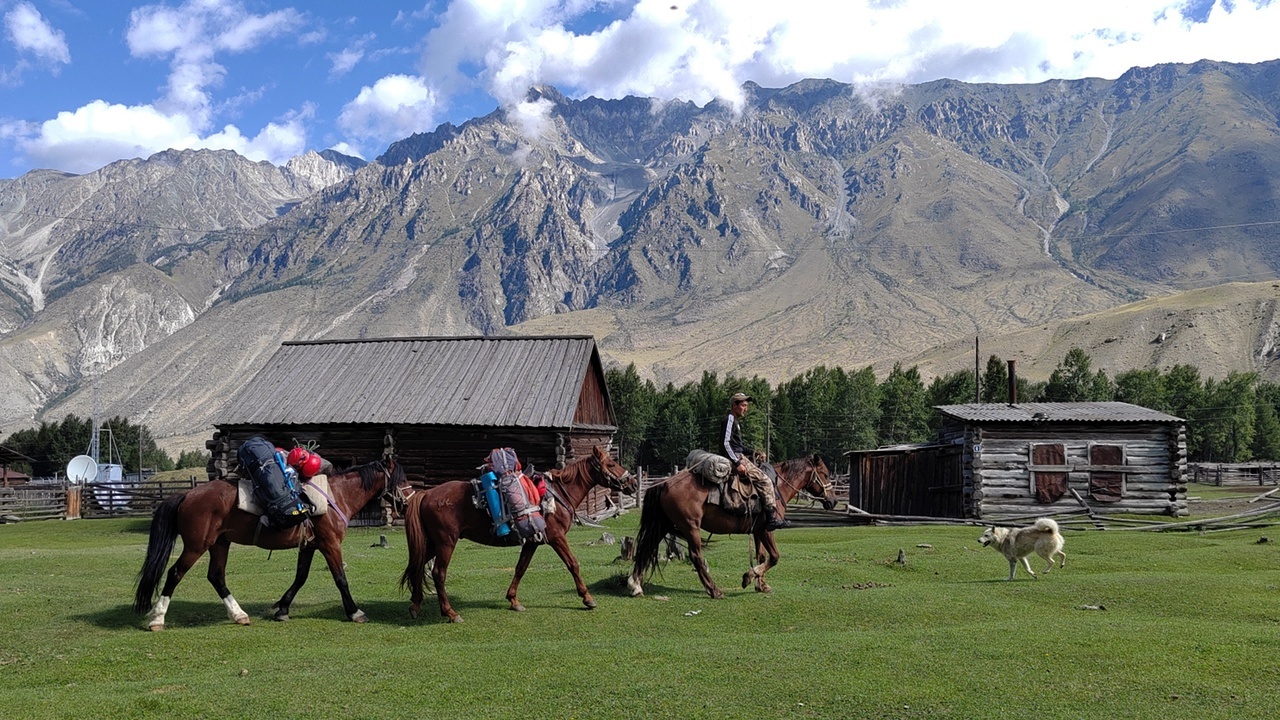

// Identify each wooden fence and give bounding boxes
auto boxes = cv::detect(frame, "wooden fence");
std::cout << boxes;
[1190,463,1280,487]
[1,484,68,522]
[0,477,391,527]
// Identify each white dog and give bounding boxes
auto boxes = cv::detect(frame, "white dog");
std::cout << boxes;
[978,518,1067,581]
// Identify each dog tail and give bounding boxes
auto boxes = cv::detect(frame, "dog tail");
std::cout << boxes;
[1032,517,1060,533]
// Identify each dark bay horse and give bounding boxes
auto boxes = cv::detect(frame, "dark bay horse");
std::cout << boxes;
[626,454,835,599]
[133,457,406,630]
[400,445,635,623]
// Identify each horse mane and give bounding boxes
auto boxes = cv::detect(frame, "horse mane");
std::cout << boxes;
[341,457,405,492]
[775,455,816,476]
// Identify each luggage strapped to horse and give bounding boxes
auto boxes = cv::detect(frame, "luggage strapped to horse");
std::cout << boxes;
[472,447,547,543]
[237,435,312,529]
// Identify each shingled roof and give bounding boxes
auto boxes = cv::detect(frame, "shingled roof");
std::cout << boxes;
[218,335,614,429]
[936,402,1183,424]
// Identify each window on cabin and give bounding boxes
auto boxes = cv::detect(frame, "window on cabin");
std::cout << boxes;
[1030,442,1068,503]
[1089,443,1125,502]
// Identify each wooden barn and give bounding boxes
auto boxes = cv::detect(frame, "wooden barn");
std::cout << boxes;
[205,335,618,490]
[847,402,1188,520]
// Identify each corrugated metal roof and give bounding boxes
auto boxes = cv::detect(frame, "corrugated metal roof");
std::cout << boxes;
[936,402,1183,424]
[218,335,608,428]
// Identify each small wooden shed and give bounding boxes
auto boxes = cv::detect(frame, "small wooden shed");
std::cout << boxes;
[848,402,1187,520]
[206,335,618,486]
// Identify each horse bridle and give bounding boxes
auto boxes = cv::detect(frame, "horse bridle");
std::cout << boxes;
[376,457,409,511]
[591,452,634,490]
[778,463,833,500]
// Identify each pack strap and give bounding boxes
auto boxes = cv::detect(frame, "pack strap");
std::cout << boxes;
[304,479,350,528]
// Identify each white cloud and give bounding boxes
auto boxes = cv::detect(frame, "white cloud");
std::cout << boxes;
[326,141,365,160]
[9,1,311,174]
[416,0,1280,119]
[12,99,307,174]
[338,74,440,149]
[4,1,70,65]
[329,33,375,78]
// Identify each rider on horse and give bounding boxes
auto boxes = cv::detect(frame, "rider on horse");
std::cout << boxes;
[723,392,789,530]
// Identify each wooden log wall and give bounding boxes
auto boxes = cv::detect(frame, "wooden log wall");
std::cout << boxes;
[969,423,1187,518]
[209,425,619,490]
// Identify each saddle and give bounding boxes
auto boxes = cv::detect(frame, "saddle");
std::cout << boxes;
[686,449,756,515]
[237,475,331,518]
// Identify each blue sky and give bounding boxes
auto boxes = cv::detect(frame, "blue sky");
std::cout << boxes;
[1,0,1277,178]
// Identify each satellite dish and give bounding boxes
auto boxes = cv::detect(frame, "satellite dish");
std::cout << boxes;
[66,455,99,484]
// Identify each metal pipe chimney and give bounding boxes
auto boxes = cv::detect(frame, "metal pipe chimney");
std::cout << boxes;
[1007,359,1017,406]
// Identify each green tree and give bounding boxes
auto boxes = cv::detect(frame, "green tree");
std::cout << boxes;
[839,366,882,455]
[926,369,977,431]
[175,449,210,470]
[1043,348,1109,401]
[1252,386,1280,460]
[649,384,699,472]
[605,363,657,468]
[980,355,1008,403]
[1197,372,1257,462]
[878,363,930,445]
[1114,369,1166,409]
[1164,364,1204,456]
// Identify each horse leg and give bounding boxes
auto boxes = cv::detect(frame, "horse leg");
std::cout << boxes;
[684,527,724,599]
[206,539,251,626]
[146,543,207,631]
[316,539,367,623]
[270,545,316,621]
[742,530,780,593]
[506,543,538,612]
[545,532,596,610]
[432,542,463,623]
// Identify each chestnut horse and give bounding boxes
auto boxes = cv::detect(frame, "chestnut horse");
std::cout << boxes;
[626,453,835,599]
[134,456,406,630]
[400,445,635,623]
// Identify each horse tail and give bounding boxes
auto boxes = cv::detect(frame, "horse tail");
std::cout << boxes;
[133,492,184,613]
[398,491,429,595]
[632,483,674,579]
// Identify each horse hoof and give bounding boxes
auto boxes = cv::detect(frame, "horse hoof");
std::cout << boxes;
[350,610,368,623]
[510,603,526,612]
[147,623,164,632]
[583,597,597,610]
[409,606,421,619]
[273,612,290,622]
[447,615,464,624]
[741,572,752,589]
[710,589,725,600]
[234,615,251,626]
[626,576,644,597]
[756,583,772,594]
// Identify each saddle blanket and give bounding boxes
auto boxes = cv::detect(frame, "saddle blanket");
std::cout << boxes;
[238,475,331,517]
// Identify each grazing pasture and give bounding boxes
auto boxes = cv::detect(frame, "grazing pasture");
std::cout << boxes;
[2,513,1279,719]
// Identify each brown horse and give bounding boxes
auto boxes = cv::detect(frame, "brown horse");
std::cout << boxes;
[400,445,635,623]
[133,456,406,630]
[626,453,836,599]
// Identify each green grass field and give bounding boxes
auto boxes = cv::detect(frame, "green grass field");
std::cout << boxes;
[3,511,1280,719]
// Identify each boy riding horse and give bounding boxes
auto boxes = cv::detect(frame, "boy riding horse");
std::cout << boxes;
[723,392,788,530]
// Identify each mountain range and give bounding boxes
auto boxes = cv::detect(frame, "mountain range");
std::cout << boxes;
[2,58,1280,454]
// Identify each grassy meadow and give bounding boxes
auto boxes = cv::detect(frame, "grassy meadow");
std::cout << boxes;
[2,507,1280,719]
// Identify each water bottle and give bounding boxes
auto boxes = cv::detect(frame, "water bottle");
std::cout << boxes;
[480,471,511,536]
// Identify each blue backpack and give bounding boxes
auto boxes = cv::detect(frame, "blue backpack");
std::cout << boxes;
[238,435,310,529]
